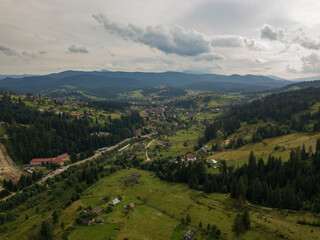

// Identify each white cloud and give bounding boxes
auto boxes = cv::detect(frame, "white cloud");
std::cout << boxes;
[252,58,267,64]
[286,64,298,73]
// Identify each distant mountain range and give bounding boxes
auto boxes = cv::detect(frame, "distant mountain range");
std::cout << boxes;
[0,70,296,98]
[279,80,320,91]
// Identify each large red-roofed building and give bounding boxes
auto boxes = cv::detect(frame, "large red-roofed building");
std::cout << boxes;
[30,153,69,166]
[30,158,53,166]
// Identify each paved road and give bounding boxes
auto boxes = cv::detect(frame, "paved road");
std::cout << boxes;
[1,132,156,202]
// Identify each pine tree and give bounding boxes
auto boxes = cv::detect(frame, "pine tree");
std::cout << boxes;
[40,220,54,240]
[242,210,251,230]
[251,178,263,204]
[301,144,308,160]
[230,177,238,198]
[237,176,247,200]
[316,139,320,153]
[232,214,245,239]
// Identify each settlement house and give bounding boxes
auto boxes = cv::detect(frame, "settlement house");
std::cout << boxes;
[110,198,120,206]
[82,218,94,226]
[92,206,103,216]
[182,230,196,240]
[124,202,135,210]
[125,176,138,184]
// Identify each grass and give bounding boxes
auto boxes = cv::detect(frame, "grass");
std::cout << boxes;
[209,131,320,167]
[160,128,201,157]
[2,169,320,240]
[61,169,320,240]
[70,222,120,240]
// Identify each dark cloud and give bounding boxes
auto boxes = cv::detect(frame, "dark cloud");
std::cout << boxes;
[295,37,320,50]
[260,24,285,41]
[301,53,320,73]
[67,45,89,54]
[0,44,18,56]
[38,50,47,55]
[22,51,37,58]
[93,14,212,56]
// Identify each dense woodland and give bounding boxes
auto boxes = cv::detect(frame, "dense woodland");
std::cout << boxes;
[141,139,320,213]
[0,94,145,163]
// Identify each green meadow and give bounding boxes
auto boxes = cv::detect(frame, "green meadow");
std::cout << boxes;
[55,169,320,240]
[210,129,320,167]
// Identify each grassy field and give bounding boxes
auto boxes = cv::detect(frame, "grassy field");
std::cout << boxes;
[209,131,320,167]
[1,169,320,240]
[55,169,320,240]
[153,128,202,159]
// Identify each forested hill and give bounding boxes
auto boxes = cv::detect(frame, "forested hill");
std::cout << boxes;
[0,94,145,164]
[0,70,291,98]
[200,87,320,147]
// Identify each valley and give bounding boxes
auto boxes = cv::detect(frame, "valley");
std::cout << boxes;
[0,76,320,240]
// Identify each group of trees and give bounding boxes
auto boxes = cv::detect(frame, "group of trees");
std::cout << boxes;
[1,94,145,163]
[252,124,290,142]
[3,171,43,191]
[229,141,320,212]
[195,117,241,150]
[232,210,250,239]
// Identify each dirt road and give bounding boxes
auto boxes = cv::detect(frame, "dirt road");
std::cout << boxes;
[0,144,22,182]
[145,139,155,161]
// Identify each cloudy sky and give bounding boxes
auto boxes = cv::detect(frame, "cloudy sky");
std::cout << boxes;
[1,0,320,79]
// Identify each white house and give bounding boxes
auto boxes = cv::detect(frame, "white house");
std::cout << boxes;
[110,198,120,206]
[209,159,217,164]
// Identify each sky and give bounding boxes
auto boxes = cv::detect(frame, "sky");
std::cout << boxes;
[1,0,320,79]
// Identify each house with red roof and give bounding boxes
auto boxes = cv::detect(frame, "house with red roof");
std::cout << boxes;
[56,153,69,162]
[30,158,53,166]
[187,154,196,162]
[30,153,69,166]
